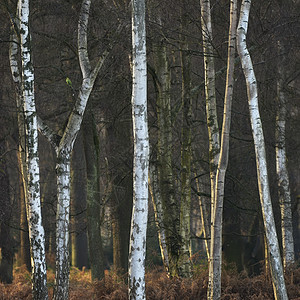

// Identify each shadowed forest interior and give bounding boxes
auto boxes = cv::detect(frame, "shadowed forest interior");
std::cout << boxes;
[0,0,300,299]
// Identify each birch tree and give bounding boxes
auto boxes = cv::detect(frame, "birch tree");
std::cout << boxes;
[276,39,295,270]
[38,0,109,298]
[128,0,149,298]
[14,0,48,298]
[9,4,31,272]
[207,1,237,298]
[237,1,288,299]
[200,0,220,227]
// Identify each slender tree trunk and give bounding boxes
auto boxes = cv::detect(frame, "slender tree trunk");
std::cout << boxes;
[9,7,31,273]
[18,0,48,298]
[108,120,133,275]
[276,40,295,270]
[237,1,288,299]
[70,135,89,270]
[207,1,237,299]
[179,10,193,277]
[200,0,220,227]
[149,160,169,273]
[128,0,149,298]
[83,110,105,280]
[153,38,180,278]
[195,173,210,260]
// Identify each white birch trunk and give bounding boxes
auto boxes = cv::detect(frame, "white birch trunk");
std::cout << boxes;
[128,0,149,298]
[18,0,48,298]
[237,1,288,299]
[54,153,71,300]
[36,0,109,298]
[200,0,220,224]
[208,1,237,299]
[276,40,295,270]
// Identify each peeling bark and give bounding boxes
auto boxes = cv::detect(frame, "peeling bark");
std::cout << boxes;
[237,1,288,299]
[128,0,149,299]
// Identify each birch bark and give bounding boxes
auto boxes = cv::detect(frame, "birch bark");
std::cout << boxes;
[128,0,149,298]
[9,11,31,272]
[276,40,295,270]
[237,1,288,299]
[37,0,109,298]
[17,0,48,298]
[208,1,237,298]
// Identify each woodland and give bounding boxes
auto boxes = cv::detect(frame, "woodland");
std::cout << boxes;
[0,0,300,299]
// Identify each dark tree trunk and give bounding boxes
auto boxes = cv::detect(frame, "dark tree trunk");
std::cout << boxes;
[83,110,105,280]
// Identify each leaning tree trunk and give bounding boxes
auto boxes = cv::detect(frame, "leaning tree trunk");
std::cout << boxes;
[237,1,288,299]
[18,0,48,298]
[128,0,149,298]
[276,40,295,270]
[208,1,237,299]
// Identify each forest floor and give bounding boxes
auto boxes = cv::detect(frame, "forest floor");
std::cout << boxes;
[1,264,300,299]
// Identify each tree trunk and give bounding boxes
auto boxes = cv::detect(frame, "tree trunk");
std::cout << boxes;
[153,38,180,278]
[276,40,295,270]
[70,135,89,270]
[128,0,149,298]
[83,110,105,280]
[35,0,109,297]
[18,0,48,298]
[149,160,169,273]
[18,155,31,270]
[200,0,220,227]
[9,5,31,273]
[194,170,211,260]
[237,1,288,299]
[54,153,71,299]
[207,1,237,299]
[179,10,192,277]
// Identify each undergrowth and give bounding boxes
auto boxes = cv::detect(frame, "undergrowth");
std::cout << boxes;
[1,265,300,299]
